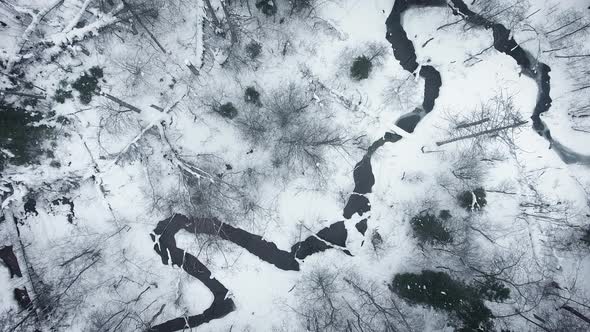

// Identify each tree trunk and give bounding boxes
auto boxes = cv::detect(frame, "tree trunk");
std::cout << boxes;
[1,206,42,323]
[562,305,590,325]
[0,90,46,99]
[99,92,142,113]
[203,0,221,27]
[552,23,590,42]
[555,54,590,59]
[121,0,167,53]
[436,120,528,146]
[546,17,582,35]
[186,61,200,76]
[220,0,238,44]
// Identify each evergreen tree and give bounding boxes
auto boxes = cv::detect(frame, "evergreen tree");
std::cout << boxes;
[0,100,51,170]
[350,56,373,80]
[72,66,103,104]
[217,102,238,119]
[410,211,453,244]
[390,270,494,331]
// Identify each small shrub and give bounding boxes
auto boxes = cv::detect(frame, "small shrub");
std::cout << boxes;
[245,41,263,59]
[390,270,494,331]
[54,88,73,103]
[410,211,452,244]
[244,86,261,106]
[457,187,487,211]
[72,66,103,104]
[350,55,373,80]
[255,0,277,16]
[216,102,238,119]
[439,209,452,220]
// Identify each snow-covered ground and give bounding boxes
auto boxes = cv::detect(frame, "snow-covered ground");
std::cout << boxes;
[1,0,590,331]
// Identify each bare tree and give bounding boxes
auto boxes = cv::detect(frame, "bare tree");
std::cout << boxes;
[437,92,526,151]
[543,8,590,50]
[539,6,590,133]
[295,267,344,332]
[237,83,349,175]
[382,73,422,112]
[291,267,421,332]
[470,0,532,32]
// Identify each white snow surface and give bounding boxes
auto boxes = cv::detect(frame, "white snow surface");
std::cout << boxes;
[1,0,590,331]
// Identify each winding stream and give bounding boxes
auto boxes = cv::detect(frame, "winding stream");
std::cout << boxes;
[447,0,590,164]
[149,1,587,330]
[149,215,352,331]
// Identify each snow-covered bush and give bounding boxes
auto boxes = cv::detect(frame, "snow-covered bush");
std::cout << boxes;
[457,187,487,211]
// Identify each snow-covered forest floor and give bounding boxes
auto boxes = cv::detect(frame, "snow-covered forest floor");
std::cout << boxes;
[1,0,590,331]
